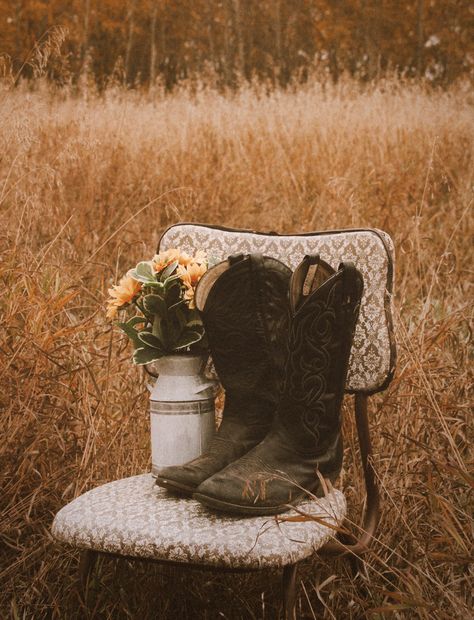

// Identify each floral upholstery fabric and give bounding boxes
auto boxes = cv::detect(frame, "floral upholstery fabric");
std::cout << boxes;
[159,225,396,394]
[52,474,346,569]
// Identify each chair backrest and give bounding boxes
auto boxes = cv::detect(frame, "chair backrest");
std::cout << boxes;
[158,224,396,395]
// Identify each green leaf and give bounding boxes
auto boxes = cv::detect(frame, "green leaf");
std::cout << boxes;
[164,280,182,307]
[136,261,156,279]
[138,332,165,351]
[164,317,181,348]
[160,260,178,282]
[173,306,188,333]
[185,308,204,331]
[151,314,162,339]
[163,274,182,290]
[128,261,156,284]
[143,293,166,315]
[174,329,204,351]
[186,318,204,329]
[117,321,143,349]
[133,346,163,365]
[128,316,147,327]
[143,280,164,291]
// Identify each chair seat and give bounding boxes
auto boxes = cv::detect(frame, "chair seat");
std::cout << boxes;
[52,474,346,569]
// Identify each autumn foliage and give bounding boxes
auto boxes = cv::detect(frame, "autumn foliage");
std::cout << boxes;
[1,0,473,87]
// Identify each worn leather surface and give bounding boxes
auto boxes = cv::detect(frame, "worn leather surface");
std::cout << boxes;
[195,258,364,515]
[155,254,291,494]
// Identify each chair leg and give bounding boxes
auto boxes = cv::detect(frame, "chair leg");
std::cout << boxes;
[282,563,298,620]
[79,549,98,593]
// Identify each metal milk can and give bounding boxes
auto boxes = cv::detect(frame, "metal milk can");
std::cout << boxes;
[148,354,216,477]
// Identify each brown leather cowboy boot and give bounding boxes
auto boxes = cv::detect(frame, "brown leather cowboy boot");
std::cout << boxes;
[155,253,291,496]
[193,256,363,515]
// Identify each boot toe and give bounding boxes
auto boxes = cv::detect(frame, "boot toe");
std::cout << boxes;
[155,463,209,496]
[194,464,304,515]
[194,470,236,502]
[194,472,259,513]
[193,435,336,515]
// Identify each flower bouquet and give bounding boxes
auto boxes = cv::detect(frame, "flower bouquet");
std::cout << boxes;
[107,248,216,475]
[107,248,209,365]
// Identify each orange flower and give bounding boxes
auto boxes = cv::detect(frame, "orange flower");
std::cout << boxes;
[192,249,207,265]
[183,286,196,309]
[187,261,207,285]
[176,263,192,287]
[106,275,142,320]
[177,260,208,309]
[152,248,193,272]
[177,262,207,287]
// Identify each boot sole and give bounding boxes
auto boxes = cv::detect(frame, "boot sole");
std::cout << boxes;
[193,491,309,516]
[155,477,196,498]
[193,472,340,516]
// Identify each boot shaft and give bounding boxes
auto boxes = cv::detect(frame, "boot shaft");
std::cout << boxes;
[195,254,291,404]
[277,256,364,454]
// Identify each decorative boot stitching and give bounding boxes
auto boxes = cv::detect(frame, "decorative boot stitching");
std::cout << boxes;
[278,277,346,446]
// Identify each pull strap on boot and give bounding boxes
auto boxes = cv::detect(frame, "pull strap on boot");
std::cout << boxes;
[155,253,291,496]
[194,256,363,515]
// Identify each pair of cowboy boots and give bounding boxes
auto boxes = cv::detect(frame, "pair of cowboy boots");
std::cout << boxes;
[155,252,363,515]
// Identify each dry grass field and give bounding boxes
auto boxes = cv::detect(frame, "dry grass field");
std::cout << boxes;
[1,78,473,619]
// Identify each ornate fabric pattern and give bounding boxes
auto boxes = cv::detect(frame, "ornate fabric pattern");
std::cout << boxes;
[159,225,396,393]
[52,474,346,569]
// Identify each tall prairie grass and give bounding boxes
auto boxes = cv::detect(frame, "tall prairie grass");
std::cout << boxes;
[1,79,473,618]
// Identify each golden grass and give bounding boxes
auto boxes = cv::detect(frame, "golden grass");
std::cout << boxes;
[1,78,473,619]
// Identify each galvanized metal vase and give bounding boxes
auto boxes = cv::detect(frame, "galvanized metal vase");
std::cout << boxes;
[149,354,216,477]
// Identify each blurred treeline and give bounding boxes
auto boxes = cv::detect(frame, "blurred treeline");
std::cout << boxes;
[1,0,473,88]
